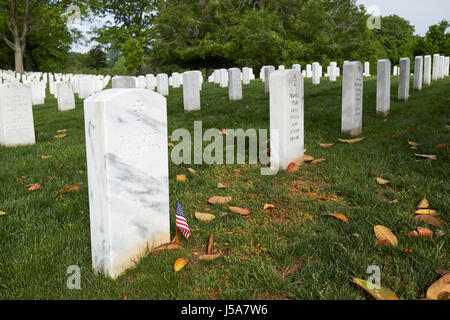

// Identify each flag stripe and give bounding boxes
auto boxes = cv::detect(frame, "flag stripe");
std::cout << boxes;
[175,201,191,240]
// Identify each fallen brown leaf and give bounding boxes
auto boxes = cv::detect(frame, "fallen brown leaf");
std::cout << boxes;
[374,225,398,247]
[206,233,213,254]
[436,142,450,148]
[208,196,232,205]
[174,258,188,272]
[414,215,445,228]
[417,197,429,209]
[176,174,187,182]
[195,211,216,222]
[338,137,365,144]
[287,162,300,173]
[319,143,334,148]
[198,253,223,261]
[151,243,182,253]
[426,273,450,300]
[0,211,6,216]
[27,183,41,191]
[415,209,438,215]
[327,213,349,223]
[307,193,338,202]
[229,206,251,216]
[187,168,197,175]
[217,183,227,189]
[414,153,437,160]
[311,158,326,164]
[303,155,315,162]
[408,227,433,238]
[58,185,80,195]
[376,177,390,185]
[171,230,181,244]
[264,203,276,213]
[54,134,67,139]
[352,278,399,300]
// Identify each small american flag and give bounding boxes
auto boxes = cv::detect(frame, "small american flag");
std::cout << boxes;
[175,201,191,240]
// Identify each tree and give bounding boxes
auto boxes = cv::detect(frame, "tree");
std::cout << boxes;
[85,45,107,74]
[423,20,449,56]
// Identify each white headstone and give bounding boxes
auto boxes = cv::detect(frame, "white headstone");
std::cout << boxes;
[172,72,181,88]
[112,76,136,89]
[84,88,169,279]
[228,68,243,101]
[157,73,169,96]
[341,62,363,136]
[364,62,371,77]
[56,82,76,112]
[413,56,423,91]
[264,66,275,93]
[376,60,391,117]
[439,56,445,79]
[312,62,320,85]
[183,71,200,112]
[398,58,410,101]
[219,69,228,88]
[242,67,252,85]
[270,69,304,170]
[0,83,35,146]
[329,62,337,82]
[423,55,432,86]
[432,54,440,81]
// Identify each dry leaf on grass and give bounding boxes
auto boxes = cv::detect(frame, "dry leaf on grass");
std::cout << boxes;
[264,203,276,213]
[320,143,334,148]
[171,230,181,244]
[376,177,390,185]
[414,154,437,160]
[198,253,223,261]
[187,168,197,175]
[373,225,398,247]
[311,158,326,164]
[176,174,186,182]
[151,243,182,253]
[408,227,434,238]
[417,197,429,209]
[426,273,450,300]
[0,211,6,216]
[41,155,52,159]
[408,141,419,147]
[58,185,80,195]
[206,233,213,254]
[217,183,227,189]
[307,193,338,202]
[327,213,349,223]
[208,196,232,205]
[338,137,365,144]
[229,206,251,216]
[287,162,300,173]
[27,183,41,191]
[54,134,67,139]
[303,155,315,162]
[436,142,450,148]
[415,209,438,215]
[352,278,399,300]
[174,258,188,272]
[195,211,216,222]
[57,129,67,133]
[414,215,445,228]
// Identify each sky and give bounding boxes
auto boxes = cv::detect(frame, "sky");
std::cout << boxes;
[357,0,450,36]
[71,0,450,53]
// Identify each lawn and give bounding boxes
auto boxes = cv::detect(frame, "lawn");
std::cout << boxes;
[0,75,449,299]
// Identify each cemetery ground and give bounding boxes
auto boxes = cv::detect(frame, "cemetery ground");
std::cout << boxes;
[0,77,449,300]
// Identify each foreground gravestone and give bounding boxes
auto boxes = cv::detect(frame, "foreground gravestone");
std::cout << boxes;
[264,66,275,93]
[424,55,432,86]
[413,56,423,91]
[0,83,36,147]
[341,62,363,136]
[112,76,136,89]
[84,89,170,279]
[183,71,200,112]
[228,68,243,101]
[398,58,410,101]
[432,54,440,81]
[270,69,304,170]
[376,59,391,117]
[56,82,76,112]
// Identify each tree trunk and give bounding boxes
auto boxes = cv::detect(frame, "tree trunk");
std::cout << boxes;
[14,42,24,74]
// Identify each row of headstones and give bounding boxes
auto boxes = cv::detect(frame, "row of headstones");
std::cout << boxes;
[0,71,111,147]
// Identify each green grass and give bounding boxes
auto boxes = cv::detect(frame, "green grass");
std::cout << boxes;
[0,76,449,300]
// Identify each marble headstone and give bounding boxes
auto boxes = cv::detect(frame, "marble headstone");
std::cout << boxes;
[270,69,304,170]
[423,55,432,86]
[413,56,423,91]
[312,62,320,85]
[56,82,76,112]
[112,76,136,89]
[84,89,170,279]
[398,58,410,101]
[376,59,391,117]
[0,83,36,147]
[432,54,440,81]
[341,62,363,136]
[183,71,200,112]
[264,66,275,93]
[228,68,243,101]
[157,74,169,96]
